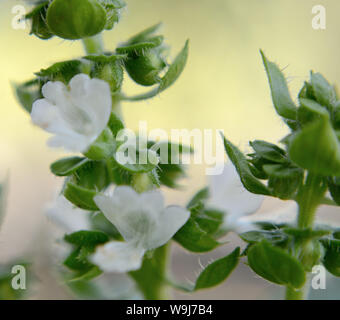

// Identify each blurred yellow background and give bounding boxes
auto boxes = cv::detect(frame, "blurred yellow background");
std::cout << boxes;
[1,0,340,299]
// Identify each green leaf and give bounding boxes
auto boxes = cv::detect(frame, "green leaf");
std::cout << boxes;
[222,135,271,195]
[106,158,133,185]
[158,39,189,92]
[249,140,287,164]
[64,247,94,271]
[63,181,99,211]
[289,117,340,176]
[194,248,240,290]
[71,160,110,191]
[310,72,336,111]
[174,217,220,253]
[14,79,42,113]
[264,164,303,199]
[84,128,115,161]
[247,240,306,288]
[187,187,210,209]
[107,112,124,137]
[117,36,164,54]
[122,40,189,101]
[321,239,340,277]
[328,177,340,205]
[284,227,331,240]
[36,59,88,83]
[63,231,109,282]
[26,1,53,40]
[67,266,102,283]
[189,203,224,236]
[298,98,329,126]
[127,22,162,44]
[50,157,89,177]
[240,230,287,244]
[260,50,297,120]
[64,230,109,248]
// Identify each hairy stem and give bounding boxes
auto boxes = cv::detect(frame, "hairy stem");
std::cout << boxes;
[285,286,306,300]
[130,243,171,300]
[82,34,104,55]
[285,172,326,300]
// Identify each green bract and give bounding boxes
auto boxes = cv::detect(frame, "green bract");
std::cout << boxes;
[260,50,297,120]
[46,0,107,40]
[117,25,167,86]
[26,1,53,40]
[84,54,125,93]
[289,117,340,176]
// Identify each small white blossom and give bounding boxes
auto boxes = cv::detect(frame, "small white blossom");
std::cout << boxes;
[208,164,264,233]
[91,186,190,273]
[31,74,112,152]
[46,195,91,232]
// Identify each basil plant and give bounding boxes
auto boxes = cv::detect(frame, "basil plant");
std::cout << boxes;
[12,0,340,300]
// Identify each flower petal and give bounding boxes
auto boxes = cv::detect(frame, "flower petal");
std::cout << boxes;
[46,196,91,232]
[91,241,145,273]
[31,74,112,152]
[145,205,190,250]
[94,186,188,250]
[69,74,112,137]
[94,187,149,243]
[208,163,263,216]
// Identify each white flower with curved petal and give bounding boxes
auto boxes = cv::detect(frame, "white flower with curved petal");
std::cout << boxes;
[208,163,264,233]
[91,186,190,273]
[91,241,145,273]
[31,74,112,152]
[46,195,91,232]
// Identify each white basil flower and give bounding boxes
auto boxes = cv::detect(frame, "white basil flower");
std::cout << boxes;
[31,74,112,152]
[208,164,264,233]
[46,195,91,232]
[91,186,190,273]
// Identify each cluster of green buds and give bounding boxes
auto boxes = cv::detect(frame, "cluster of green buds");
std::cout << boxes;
[221,51,340,299]
[26,0,126,40]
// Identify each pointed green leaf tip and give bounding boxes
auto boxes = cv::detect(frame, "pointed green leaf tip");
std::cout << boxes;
[122,39,189,101]
[260,50,297,120]
[248,240,306,288]
[194,248,240,290]
[288,117,340,176]
[221,134,271,195]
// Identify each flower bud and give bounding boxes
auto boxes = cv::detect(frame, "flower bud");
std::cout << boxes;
[117,26,167,86]
[46,0,107,40]
[299,240,324,272]
[124,48,167,86]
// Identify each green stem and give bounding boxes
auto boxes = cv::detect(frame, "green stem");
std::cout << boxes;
[284,172,326,300]
[132,173,153,193]
[82,32,170,300]
[285,286,306,300]
[297,173,324,229]
[130,243,171,300]
[82,34,104,55]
